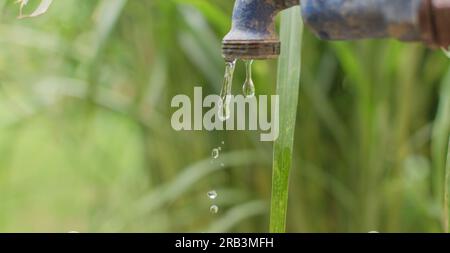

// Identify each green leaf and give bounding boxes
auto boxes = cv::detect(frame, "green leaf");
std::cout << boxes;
[444,137,450,232]
[18,0,53,19]
[270,6,303,233]
[432,67,450,230]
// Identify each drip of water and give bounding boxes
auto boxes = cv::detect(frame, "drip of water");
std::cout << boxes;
[443,47,450,58]
[242,60,255,98]
[218,59,237,121]
[210,205,219,214]
[207,190,218,200]
[212,148,220,159]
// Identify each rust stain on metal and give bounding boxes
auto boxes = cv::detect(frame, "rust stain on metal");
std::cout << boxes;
[420,0,450,48]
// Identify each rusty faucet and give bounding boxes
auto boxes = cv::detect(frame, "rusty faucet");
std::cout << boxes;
[222,0,450,61]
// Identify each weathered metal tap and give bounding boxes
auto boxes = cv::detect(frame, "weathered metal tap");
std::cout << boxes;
[222,0,450,60]
[222,0,299,61]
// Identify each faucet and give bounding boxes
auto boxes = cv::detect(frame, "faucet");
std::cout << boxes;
[222,0,450,61]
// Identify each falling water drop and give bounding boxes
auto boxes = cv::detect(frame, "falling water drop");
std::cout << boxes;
[210,205,219,214]
[207,190,218,200]
[242,60,255,98]
[212,148,220,159]
[218,60,237,121]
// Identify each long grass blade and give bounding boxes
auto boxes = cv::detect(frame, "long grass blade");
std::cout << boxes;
[270,6,303,233]
[432,68,450,230]
[444,137,450,232]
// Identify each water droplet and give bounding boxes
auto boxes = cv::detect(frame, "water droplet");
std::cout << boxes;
[443,47,450,58]
[212,148,220,159]
[207,190,218,200]
[221,141,225,145]
[218,147,222,151]
[68,231,79,233]
[242,60,255,98]
[218,97,231,121]
[220,163,225,167]
[218,60,236,121]
[368,231,379,233]
[210,205,219,214]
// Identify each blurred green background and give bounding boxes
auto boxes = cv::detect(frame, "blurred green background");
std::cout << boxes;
[0,0,449,232]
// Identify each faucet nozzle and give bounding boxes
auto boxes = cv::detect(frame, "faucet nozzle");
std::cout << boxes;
[222,0,299,61]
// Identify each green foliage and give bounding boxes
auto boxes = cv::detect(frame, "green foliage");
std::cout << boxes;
[270,6,302,233]
[17,0,53,18]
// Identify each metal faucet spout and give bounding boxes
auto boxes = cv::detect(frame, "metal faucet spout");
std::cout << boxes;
[222,0,299,61]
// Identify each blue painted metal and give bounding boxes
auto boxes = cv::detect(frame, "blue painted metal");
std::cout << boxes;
[224,0,298,42]
[300,0,423,41]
